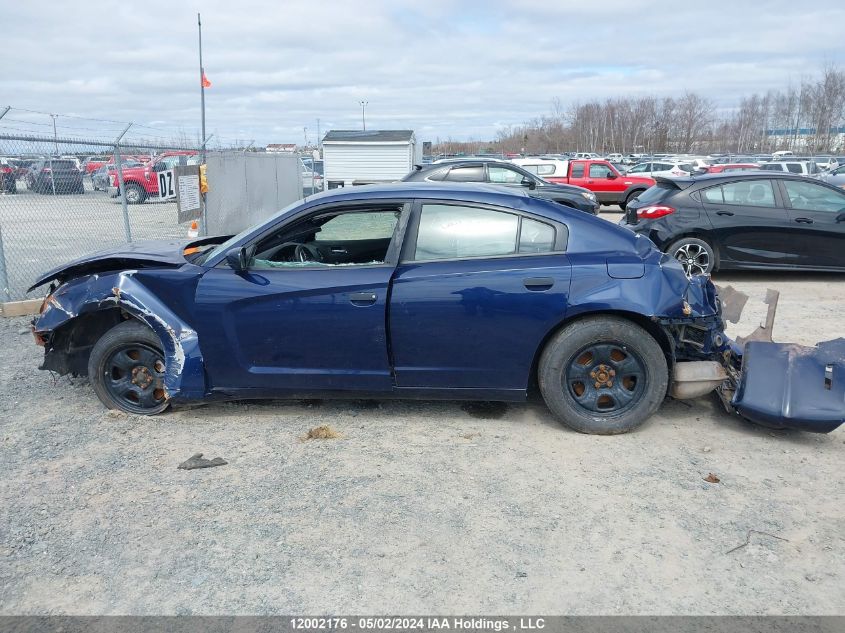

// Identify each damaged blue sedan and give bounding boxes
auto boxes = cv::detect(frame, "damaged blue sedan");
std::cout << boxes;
[29,183,844,434]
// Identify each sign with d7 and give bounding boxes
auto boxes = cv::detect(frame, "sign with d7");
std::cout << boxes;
[157,169,176,199]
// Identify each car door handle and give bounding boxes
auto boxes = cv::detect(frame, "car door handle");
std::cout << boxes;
[349,292,378,306]
[330,247,348,254]
[523,277,554,291]
[794,217,814,224]
[716,211,734,216]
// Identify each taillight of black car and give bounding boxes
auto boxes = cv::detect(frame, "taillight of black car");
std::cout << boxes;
[636,205,675,220]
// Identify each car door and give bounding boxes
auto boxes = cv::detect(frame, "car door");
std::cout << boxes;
[389,200,571,394]
[585,162,626,198]
[193,202,409,393]
[486,163,534,191]
[699,179,795,267]
[777,178,845,268]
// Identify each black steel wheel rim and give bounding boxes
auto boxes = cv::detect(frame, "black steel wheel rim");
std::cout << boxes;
[103,343,166,412]
[563,342,647,415]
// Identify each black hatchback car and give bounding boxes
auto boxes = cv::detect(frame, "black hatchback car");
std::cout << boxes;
[401,159,600,214]
[621,172,845,274]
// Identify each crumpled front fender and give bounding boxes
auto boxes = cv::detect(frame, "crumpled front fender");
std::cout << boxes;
[33,271,206,401]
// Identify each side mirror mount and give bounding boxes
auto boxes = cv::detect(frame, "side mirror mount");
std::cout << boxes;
[226,245,255,272]
[836,211,845,223]
[521,176,536,190]
[606,171,618,179]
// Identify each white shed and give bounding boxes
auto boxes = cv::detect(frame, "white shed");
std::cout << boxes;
[322,130,421,189]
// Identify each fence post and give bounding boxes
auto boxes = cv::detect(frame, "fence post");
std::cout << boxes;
[199,134,214,237]
[113,124,132,243]
[0,225,11,302]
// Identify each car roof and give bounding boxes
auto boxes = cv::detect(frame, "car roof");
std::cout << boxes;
[659,171,830,188]
[303,181,531,204]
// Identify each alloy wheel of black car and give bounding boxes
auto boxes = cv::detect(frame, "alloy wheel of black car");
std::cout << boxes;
[88,320,170,414]
[538,316,668,434]
[669,238,714,276]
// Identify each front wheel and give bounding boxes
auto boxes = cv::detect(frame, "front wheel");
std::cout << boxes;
[668,237,715,276]
[539,316,668,434]
[124,183,146,204]
[88,320,170,415]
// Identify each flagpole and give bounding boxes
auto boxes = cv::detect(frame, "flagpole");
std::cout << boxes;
[198,12,206,162]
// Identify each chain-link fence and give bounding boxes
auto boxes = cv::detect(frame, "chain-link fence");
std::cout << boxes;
[0,106,311,301]
[0,133,208,300]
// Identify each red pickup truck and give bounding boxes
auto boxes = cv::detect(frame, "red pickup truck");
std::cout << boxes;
[563,159,655,209]
[109,151,199,204]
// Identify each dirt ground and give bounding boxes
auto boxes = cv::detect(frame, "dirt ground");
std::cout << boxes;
[0,225,843,614]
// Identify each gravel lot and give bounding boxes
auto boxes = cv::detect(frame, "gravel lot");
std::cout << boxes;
[0,209,843,615]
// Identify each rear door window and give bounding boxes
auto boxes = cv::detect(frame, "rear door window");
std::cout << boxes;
[717,181,777,207]
[415,204,518,260]
[570,164,585,178]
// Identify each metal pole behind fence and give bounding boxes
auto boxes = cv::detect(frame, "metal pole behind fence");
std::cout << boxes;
[0,225,12,302]
[113,147,132,243]
[113,123,133,243]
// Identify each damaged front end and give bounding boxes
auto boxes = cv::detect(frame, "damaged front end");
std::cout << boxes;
[31,270,207,402]
[665,279,844,434]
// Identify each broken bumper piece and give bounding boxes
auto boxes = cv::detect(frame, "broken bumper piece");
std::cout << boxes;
[733,338,845,433]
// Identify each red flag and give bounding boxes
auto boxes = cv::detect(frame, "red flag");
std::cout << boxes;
[201,72,212,88]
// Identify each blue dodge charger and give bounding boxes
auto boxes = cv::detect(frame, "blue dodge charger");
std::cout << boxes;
[29,183,843,434]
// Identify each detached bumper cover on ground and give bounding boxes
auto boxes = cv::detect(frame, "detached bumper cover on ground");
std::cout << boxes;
[733,338,845,433]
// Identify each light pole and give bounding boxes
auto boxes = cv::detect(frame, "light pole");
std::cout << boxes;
[359,100,368,131]
[303,126,308,148]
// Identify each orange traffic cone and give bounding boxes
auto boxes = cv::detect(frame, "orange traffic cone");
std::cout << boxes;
[188,220,199,238]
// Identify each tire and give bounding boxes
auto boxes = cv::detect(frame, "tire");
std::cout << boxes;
[124,183,146,204]
[87,320,170,415]
[538,316,668,434]
[667,237,715,276]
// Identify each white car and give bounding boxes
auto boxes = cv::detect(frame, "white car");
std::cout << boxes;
[606,153,623,163]
[625,160,694,178]
[758,161,819,175]
[574,152,602,160]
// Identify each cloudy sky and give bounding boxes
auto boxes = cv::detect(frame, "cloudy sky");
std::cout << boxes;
[3,1,843,145]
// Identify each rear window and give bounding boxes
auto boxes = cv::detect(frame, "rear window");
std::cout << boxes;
[522,164,556,175]
[444,166,484,182]
[47,160,78,169]
[633,184,675,204]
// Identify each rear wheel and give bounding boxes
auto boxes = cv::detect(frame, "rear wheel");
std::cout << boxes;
[88,320,170,415]
[124,183,146,204]
[539,316,668,434]
[668,237,715,276]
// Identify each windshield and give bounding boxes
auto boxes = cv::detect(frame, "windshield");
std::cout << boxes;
[198,198,305,264]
